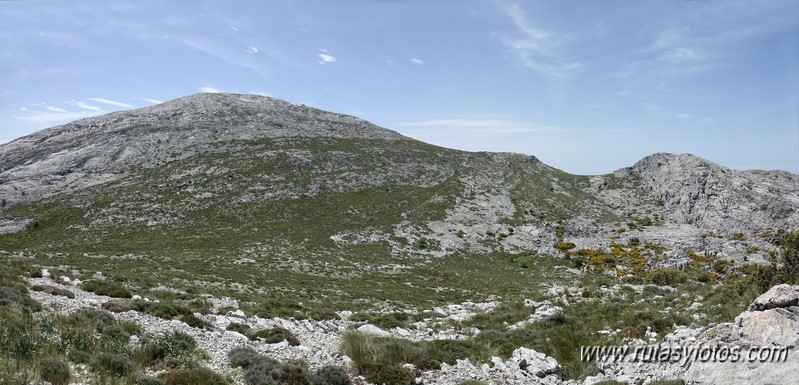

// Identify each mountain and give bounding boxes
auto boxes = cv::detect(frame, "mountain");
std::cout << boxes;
[1,92,798,311]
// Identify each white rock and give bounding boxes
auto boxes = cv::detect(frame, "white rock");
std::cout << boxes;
[356,324,390,337]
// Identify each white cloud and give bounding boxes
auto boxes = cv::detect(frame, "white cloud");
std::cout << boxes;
[15,110,100,125]
[495,2,581,78]
[317,49,336,64]
[228,26,239,32]
[142,97,163,104]
[46,106,67,113]
[410,58,424,65]
[398,117,563,134]
[19,107,28,112]
[246,46,258,54]
[659,47,712,63]
[200,87,222,93]
[90,98,133,108]
[72,101,102,111]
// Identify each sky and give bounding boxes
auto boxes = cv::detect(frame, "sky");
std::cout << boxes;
[1,0,798,175]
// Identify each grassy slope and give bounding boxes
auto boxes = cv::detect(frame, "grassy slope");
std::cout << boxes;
[0,137,610,315]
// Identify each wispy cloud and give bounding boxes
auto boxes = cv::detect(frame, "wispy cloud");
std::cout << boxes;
[494,2,581,78]
[142,97,163,104]
[246,46,258,54]
[72,101,102,111]
[410,58,424,65]
[200,87,222,93]
[398,117,564,134]
[318,48,336,64]
[46,106,67,113]
[15,110,102,125]
[90,98,133,108]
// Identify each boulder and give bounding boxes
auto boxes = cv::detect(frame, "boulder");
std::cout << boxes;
[356,324,390,337]
[748,284,799,311]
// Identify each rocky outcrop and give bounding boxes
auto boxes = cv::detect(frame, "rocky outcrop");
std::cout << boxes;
[683,284,799,384]
[628,153,799,234]
[424,347,567,385]
[585,284,799,385]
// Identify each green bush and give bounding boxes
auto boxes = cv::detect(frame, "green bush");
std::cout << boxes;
[228,346,265,369]
[39,357,71,385]
[69,349,92,364]
[31,284,76,298]
[646,268,688,286]
[244,359,281,385]
[68,308,116,332]
[91,352,136,376]
[163,367,229,385]
[312,365,351,385]
[363,364,414,385]
[182,313,211,329]
[102,324,131,343]
[95,283,133,298]
[102,299,150,313]
[143,331,197,364]
[147,302,192,320]
[275,363,312,385]
[249,327,300,346]
[81,279,102,292]
[459,381,487,385]
[227,322,252,335]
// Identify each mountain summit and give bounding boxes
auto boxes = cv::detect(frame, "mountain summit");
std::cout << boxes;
[0,93,404,204]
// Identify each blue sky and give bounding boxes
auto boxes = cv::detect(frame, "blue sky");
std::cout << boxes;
[1,0,798,175]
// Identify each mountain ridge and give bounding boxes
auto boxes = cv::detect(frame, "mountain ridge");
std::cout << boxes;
[1,92,798,295]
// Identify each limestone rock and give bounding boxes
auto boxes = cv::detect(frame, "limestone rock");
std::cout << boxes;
[748,284,799,311]
[356,324,390,337]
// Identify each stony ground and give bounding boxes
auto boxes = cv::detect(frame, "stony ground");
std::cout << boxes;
[27,275,571,385]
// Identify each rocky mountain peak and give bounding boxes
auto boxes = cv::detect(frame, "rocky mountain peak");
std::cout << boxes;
[623,152,799,233]
[0,93,406,204]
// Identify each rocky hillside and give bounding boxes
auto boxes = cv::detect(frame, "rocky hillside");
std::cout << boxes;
[1,93,798,305]
[2,92,799,385]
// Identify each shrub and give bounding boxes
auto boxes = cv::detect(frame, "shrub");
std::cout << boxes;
[91,352,136,376]
[81,280,102,292]
[227,322,252,335]
[228,346,264,369]
[68,308,116,332]
[249,327,300,346]
[645,268,688,286]
[363,364,415,385]
[143,331,197,364]
[95,282,133,298]
[555,242,577,252]
[69,349,92,364]
[147,302,192,319]
[459,381,487,385]
[244,359,281,385]
[182,313,211,329]
[312,365,351,385]
[275,363,312,385]
[163,368,229,385]
[39,357,71,385]
[31,285,76,298]
[102,324,131,343]
[103,299,150,313]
